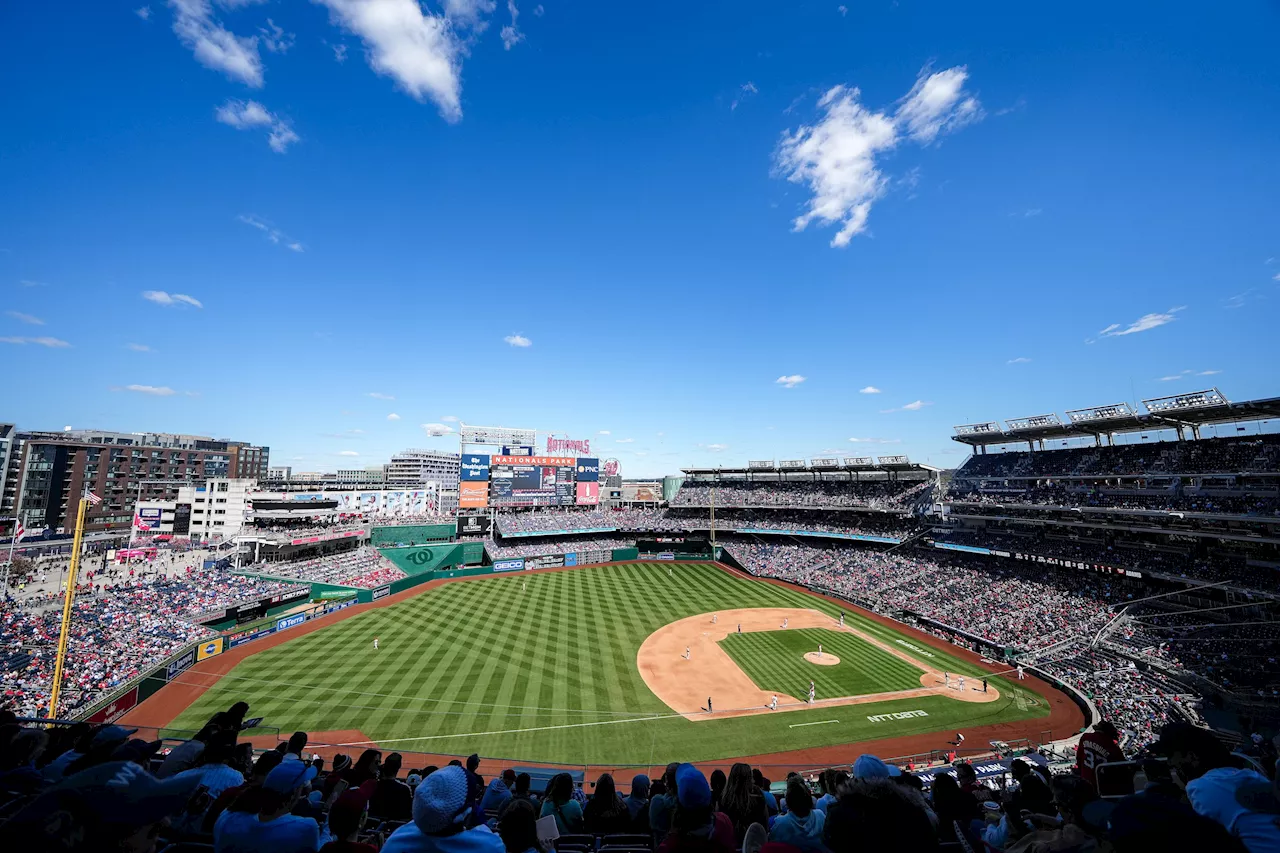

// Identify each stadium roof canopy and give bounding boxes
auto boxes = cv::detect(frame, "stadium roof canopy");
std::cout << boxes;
[951,389,1280,447]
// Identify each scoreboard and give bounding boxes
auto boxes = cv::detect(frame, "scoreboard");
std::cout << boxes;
[490,455,577,507]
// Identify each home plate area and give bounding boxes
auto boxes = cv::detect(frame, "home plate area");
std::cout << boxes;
[635,607,1000,721]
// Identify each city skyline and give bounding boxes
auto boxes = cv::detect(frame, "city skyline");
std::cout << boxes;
[3,2,1278,478]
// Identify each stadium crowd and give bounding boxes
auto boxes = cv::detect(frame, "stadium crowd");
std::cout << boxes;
[955,434,1280,479]
[671,480,931,510]
[494,508,915,539]
[946,484,1280,517]
[2,702,1278,853]
[254,548,405,588]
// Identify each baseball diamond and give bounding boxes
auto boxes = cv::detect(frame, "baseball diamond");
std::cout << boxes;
[156,562,1053,764]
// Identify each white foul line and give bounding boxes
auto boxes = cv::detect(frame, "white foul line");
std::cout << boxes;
[789,719,840,728]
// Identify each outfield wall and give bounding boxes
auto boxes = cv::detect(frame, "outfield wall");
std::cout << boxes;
[371,523,456,547]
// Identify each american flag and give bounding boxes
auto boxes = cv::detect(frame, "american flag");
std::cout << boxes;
[84,491,102,506]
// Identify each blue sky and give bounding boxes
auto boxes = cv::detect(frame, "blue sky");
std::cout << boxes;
[2,1,1278,477]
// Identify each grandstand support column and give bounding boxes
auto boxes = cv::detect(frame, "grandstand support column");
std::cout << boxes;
[48,493,89,718]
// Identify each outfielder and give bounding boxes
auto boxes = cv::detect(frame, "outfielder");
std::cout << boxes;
[373,637,379,650]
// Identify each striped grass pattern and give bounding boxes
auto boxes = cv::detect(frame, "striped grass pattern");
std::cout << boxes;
[720,628,924,699]
[170,563,1047,764]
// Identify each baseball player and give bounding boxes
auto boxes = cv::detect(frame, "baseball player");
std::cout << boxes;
[373,637,379,650]
[769,694,778,711]
[707,697,713,714]
[959,676,966,692]
[956,732,966,746]
[944,672,950,689]
[522,581,526,591]
[839,612,845,627]
[737,623,742,634]
[1016,665,1025,680]
[808,683,816,704]
[684,646,691,660]
[817,643,823,657]
[782,618,789,629]
[711,613,718,624]
[982,679,988,694]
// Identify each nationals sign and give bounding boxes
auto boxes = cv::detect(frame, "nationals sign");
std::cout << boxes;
[546,436,591,455]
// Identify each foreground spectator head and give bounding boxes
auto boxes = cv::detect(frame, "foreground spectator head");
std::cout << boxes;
[514,772,532,796]
[498,798,541,853]
[286,730,308,755]
[502,768,517,787]
[384,752,404,780]
[823,778,938,853]
[8,760,202,851]
[263,759,319,800]
[675,763,712,810]
[329,786,373,842]
[1150,723,1234,785]
[851,754,897,780]
[227,701,251,725]
[547,772,574,805]
[1101,790,1249,853]
[411,764,473,834]
[709,768,727,804]
[111,738,164,769]
[785,775,814,817]
[631,773,650,800]
[252,749,284,780]
[953,762,977,788]
[1050,774,1098,827]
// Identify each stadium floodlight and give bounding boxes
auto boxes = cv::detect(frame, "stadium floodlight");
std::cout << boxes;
[460,424,537,447]
[1065,403,1137,424]
[1142,388,1229,414]
[954,422,1001,436]
[1004,414,1063,432]
[747,460,775,469]
[843,457,874,467]
[810,457,840,467]
[779,459,807,469]
[876,455,910,465]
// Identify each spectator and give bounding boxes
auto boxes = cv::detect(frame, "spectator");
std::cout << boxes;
[539,772,584,834]
[372,752,414,822]
[624,773,651,832]
[1151,723,1280,853]
[583,772,631,834]
[498,799,546,853]
[0,726,49,797]
[214,760,324,853]
[709,769,726,812]
[7,760,203,852]
[1076,721,1126,790]
[382,764,506,853]
[768,776,825,851]
[479,768,516,816]
[39,721,91,781]
[1007,759,1055,818]
[283,732,309,763]
[502,772,538,815]
[823,778,938,852]
[322,787,379,853]
[159,721,216,778]
[1005,774,1099,853]
[173,731,247,834]
[657,764,735,853]
[928,773,980,844]
[649,763,680,843]
[718,763,768,843]
[205,749,285,832]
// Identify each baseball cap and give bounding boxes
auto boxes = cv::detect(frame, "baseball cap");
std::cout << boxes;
[91,725,139,750]
[263,760,319,794]
[412,764,472,833]
[110,738,164,765]
[7,761,201,845]
[852,754,891,779]
[675,763,711,808]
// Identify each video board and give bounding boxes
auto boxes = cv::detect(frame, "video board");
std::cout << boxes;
[490,455,577,506]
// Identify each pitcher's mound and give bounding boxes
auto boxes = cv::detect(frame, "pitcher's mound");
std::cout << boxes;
[804,652,840,666]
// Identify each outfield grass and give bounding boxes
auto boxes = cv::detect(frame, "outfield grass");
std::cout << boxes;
[720,628,924,700]
[170,563,1048,764]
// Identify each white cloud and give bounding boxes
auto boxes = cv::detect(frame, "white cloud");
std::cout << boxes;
[1198,369,1222,376]
[837,4,847,14]
[124,384,176,396]
[443,0,496,31]
[776,374,806,388]
[368,392,395,400]
[880,400,931,413]
[316,0,463,122]
[1273,272,1280,281]
[500,0,524,50]
[701,443,728,453]
[339,450,360,456]
[858,385,881,394]
[1007,357,1031,364]
[422,422,456,437]
[848,436,901,444]
[597,430,611,435]
[774,65,980,247]
[238,214,304,249]
[1098,306,1184,338]
[5,311,43,326]
[731,81,758,111]
[136,6,152,19]
[18,280,46,288]
[142,290,203,308]
[504,333,532,347]
[533,3,543,14]
[1160,369,1221,381]
[169,0,264,87]
[332,43,348,62]
[895,66,983,145]
[0,336,71,348]
[215,99,299,152]
[126,343,152,352]
[258,18,294,53]
[615,438,635,444]
[1158,375,1182,382]
[441,415,460,422]
[286,241,304,252]
[1019,208,1042,218]
[384,413,401,421]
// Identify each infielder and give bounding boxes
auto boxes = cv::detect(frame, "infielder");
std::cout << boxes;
[817,643,823,657]
[711,613,718,624]
[959,676,966,692]
[782,618,789,629]
[769,694,778,711]
[684,646,691,660]
[944,672,950,689]
[737,623,742,634]
[839,613,845,627]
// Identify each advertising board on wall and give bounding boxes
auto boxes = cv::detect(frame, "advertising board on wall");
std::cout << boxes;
[581,549,610,565]
[575,458,600,481]
[166,647,197,681]
[276,613,307,631]
[87,686,139,724]
[136,507,163,530]
[563,552,578,567]
[492,558,525,572]
[372,584,391,601]
[456,514,492,537]
[459,481,490,508]
[230,624,275,647]
[620,483,661,502]
[575,481,600,505]
[196,638,225,661]
[525,554,565,569]
[460,455,491,481]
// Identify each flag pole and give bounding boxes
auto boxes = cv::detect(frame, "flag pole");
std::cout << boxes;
[48,494,89,718]
[2,518,18,600]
